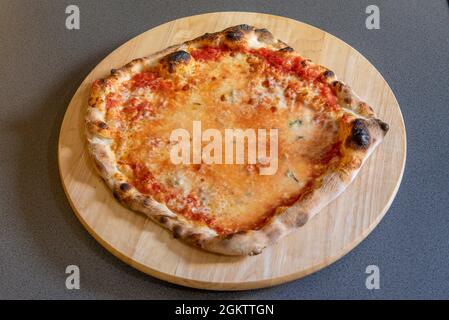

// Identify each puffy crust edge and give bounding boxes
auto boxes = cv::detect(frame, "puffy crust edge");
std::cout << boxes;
[85,25,389,256]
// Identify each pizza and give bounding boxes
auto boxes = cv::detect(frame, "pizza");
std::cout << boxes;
[86,25,389,255]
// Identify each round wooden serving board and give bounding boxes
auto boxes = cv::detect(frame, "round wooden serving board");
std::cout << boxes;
[58,12,406,290]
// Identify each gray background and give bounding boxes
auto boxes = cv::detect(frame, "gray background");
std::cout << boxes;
[0,0,448,299]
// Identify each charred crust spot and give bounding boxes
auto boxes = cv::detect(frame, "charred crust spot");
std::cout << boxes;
[255,28,274,42]
[301,60,310,67]
[112,191,120,201]
[173,225,183,239]
[88,97,97,107]
[119,183,131,192]
[125,58,144,69]
[255,28,271,37]
[167,50,191,63]
[159,216,169,225]
[187,233,203,246]
[279,46,294,52]
[323,70,335,78]
[143,198,152,207]
[331,81,344,92]
[165,50,191,73]
[199,32,216,41]
[224,233,235,240]
[376,119,390,133]
[233,24,253,32]
[249,248,263,256]
[255,27,269,33]
[97,121,108,129]
[226,30,243,41]
[110,68,118,75]
[347,119,371,149]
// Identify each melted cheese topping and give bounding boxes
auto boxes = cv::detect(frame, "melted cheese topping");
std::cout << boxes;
[104,46,343,235]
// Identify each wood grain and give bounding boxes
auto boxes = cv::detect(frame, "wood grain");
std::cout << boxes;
[58,12,406,290]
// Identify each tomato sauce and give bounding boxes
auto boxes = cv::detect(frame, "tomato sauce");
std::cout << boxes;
[122,98,155,120]
[251,48,323,81]
[251,48,287,70]
[128,161,214,229]
[105,97,119,110]
[190,45,230,61]
[131,71,172,91]
[318,84,338,109]
[320,141,342,164]
[250,48,339,111]
[129,163,165,194]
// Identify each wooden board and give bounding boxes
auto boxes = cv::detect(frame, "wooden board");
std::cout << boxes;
[58,12,406,290]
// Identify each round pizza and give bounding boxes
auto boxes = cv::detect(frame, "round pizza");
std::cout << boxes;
[86,25,389,255]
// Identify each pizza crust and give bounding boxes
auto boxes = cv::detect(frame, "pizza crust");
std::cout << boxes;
[86,25,389,256]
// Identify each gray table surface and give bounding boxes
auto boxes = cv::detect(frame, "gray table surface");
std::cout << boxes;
[1,0,448,300]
